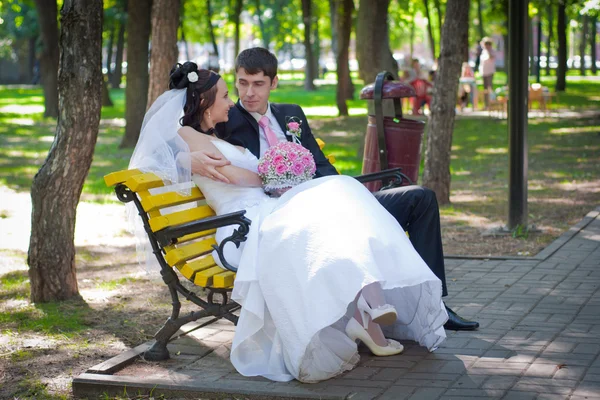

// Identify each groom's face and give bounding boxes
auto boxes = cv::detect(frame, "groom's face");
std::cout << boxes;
[236,68,278,115]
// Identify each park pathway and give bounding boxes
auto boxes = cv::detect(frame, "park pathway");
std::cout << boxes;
[73,207,600,400]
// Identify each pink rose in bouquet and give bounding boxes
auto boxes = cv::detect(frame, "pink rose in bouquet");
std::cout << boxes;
[257,141,316,195]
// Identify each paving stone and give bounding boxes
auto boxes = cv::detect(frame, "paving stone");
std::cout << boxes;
[480,375,518,390]
[451,375,488,389]
[441,388,505,398]
[500,391,537,400]
[377,385,415,400]
[406,387,447,400]
[573,343,600,354]
[524,363,561,378]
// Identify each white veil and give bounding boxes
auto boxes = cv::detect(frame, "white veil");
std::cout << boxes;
[127,89,194,276]
[129,89,191,184]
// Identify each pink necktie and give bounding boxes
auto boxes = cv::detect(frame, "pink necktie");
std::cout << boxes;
[258,116,280,147]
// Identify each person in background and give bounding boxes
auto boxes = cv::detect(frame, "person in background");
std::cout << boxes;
[479,37,496,109]
[458,62,478,111]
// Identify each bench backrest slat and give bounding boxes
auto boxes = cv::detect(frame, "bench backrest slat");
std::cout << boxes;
[141,187,206,212]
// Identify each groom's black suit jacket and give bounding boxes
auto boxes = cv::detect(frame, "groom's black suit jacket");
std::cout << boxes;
[216,101,338,178]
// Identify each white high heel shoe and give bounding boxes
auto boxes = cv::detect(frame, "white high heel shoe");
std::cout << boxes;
[345,317,404,356]
[357,294,397,326]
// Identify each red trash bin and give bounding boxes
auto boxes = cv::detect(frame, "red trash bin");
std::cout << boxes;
[360,71,425,192]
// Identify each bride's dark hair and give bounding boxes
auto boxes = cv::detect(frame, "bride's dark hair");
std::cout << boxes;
[169,61,218,133]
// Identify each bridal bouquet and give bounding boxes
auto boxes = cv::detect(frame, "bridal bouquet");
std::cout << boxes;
[257,141,316,195]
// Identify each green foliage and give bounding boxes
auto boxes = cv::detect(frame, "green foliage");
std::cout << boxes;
[0,0,39,58]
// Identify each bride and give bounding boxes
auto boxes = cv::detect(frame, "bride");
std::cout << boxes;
[129,62,448,383]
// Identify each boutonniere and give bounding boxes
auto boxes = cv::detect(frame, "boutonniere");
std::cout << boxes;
[285,116,302,144]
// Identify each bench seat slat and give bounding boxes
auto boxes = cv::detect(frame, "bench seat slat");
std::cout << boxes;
[213,271,236,288]
[149,205,216,232]
[177,229,217,244]
[165,237,217,267]
[141,188,206,212]
[176,256,217,281]
[194,266,228,287]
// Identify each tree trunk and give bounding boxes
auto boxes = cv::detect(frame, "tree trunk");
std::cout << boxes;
[207,0,219,57]
[121,0,152,148]
[591,15,597,75]
[356,0,397,83]
[181,21,190,60]
[410,14,415,58]
[556,0,567,91]
[102,75,113,106]
[34,0,59,118]
[536,16,542,82]
[329,0,338,59]
[28,0,103,303]
[336,0,354,116]
[546,3,553,76]
[147,0,180,110]
[233,0,243,65]
[422,0,470,205]
[111,14,127,88]
[106,25,115,80]
[302,0,316,90]
[476,0,484,39]
[28,37,37,83]
[255,0,269,48]
[433,0,443,40]
[313,15,320,78]
[580,14,588,76]
[423,0,436,59]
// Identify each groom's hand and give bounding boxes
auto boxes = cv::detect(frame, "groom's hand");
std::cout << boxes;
[190,150,231,183]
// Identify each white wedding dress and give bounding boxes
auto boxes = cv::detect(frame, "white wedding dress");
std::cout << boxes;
[192,140,448,383]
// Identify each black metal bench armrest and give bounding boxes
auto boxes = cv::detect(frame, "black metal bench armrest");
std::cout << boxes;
[353,167,414,190]
[154,210,251,248]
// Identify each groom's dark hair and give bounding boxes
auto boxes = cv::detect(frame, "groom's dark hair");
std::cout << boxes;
[235,47,278,81]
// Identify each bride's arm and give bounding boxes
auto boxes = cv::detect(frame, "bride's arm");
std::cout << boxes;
[179,127,262,187]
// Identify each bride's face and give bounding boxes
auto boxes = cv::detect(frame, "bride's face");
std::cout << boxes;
[207,78,235,124]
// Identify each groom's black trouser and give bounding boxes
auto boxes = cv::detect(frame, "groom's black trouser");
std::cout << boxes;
[372,185,448,297]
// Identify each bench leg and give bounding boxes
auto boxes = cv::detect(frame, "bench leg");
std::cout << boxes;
[144,317,181,361]
[143,301,240,361]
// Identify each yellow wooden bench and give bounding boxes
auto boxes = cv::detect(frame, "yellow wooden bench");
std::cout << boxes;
[105,140,409,361]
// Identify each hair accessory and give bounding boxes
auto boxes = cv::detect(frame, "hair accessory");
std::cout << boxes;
[187,71,199,83]
[197,72,221,93]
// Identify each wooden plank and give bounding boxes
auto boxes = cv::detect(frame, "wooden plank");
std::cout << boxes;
[85,342,151,375]
[176,256,217,281]
[164,237,217,267]
[327,154,336,164]
[104,169,142,187]
[148,205,216,232]
[212,271,236,288]
[177,229,217,244]
[316,138,326,150]
[140,187,206,212]
[125,172,167,192]
[194,265,227,286]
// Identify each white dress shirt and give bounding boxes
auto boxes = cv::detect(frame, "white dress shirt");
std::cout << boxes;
[240,101,287,157]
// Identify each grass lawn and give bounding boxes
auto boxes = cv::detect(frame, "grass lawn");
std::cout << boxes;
[0,74,599,399]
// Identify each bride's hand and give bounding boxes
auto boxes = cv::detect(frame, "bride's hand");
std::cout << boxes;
[190,150,231,183]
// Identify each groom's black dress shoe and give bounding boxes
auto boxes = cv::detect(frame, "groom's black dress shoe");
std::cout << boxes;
[444,304,480,331]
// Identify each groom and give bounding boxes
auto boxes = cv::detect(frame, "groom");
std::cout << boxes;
[196,47,478,331]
